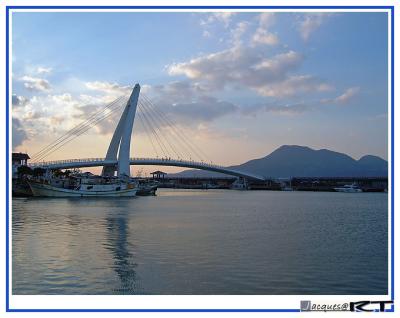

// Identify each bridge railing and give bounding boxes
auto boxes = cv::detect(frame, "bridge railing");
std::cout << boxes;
[29,157,108,167]
[130,157,225,169]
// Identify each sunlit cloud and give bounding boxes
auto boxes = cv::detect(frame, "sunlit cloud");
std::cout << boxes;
[36,66,52,74]
[297,13,332,41]
[19,75,51,92]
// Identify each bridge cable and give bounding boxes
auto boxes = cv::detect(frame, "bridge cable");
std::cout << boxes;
[136,112,159,157]
[32,95,128,161]
[138,101,181,159]
[33,99,127,162]
[140,94,211,162]
[140,100,185,159]
[136,102,170,158]
[31,95,127,161]
[138,101,177,158]
[33,103,125,162]
[138,97,196,161]
[141,94,213,163]
[34,103,126,162]
[138,101,184,159]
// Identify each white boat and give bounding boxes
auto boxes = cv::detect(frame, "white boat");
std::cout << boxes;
[333,183,362,193]
[28,176,137,197]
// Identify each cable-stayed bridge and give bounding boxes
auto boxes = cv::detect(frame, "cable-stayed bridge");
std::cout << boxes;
[28,84,266,181]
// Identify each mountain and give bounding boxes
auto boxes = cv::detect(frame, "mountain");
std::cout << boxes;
[171,145,388,178]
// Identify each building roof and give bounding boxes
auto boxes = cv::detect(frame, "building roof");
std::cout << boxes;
[150,170,167,175]
[12,153,30,160]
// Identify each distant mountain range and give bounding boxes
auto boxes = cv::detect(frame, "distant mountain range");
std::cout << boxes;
[170,145,388,178]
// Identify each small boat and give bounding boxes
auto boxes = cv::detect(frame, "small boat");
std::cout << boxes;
[28,174,138,197]
[136,179,158,196]
[333,183,362,193]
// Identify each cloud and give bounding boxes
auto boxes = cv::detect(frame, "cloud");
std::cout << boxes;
[242,86,358,116]
[36,66,52,74]
[200,12,240,44]
[23,110,42,120]
[242,101,311,116]
[321,87,360,105]
[200,12,237,28]
[20,75,51,92]
[11,86,130,144]
[333,87,360,104]
[167,97,238,122]
[141,82,238,124]
[73,98,128,135]
[231,21,250,46]
[167,47,330,98]
[264,103,310,115]
[255,75,333,97]
[12,94,29,107]
[140,78,335,123]
[12,117,28,149]
[251,13,278,46]
[252,28,279,46]
[258,12,275,28]
[202,12,279,48]
[168,48,299,84]
[298,13,331,41]
[149,81,202,101]
[85,81,131,97]
[202,30,211,38]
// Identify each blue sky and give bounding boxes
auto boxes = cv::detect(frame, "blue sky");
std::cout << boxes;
[12,11,389,170]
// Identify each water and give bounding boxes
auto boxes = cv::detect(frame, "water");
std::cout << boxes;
[12,190,388,295]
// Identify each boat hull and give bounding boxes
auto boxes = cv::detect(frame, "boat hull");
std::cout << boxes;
[28,181,137,197]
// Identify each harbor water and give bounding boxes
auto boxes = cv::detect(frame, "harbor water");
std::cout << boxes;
[12,189,388,295]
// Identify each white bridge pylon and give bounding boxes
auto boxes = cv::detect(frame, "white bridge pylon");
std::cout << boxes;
[102,83,140,178]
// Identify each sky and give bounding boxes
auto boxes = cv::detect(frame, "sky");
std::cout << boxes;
[11,11,389,175]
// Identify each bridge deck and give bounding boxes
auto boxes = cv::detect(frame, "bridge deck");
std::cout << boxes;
[28,157,265,181]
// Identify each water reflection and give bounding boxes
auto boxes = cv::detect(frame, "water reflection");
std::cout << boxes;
[104,203,139,294]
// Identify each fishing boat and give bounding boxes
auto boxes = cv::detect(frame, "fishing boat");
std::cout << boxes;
[28,174,138,197]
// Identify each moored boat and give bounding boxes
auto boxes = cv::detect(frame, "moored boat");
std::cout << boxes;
[28,174,137,197]
[136,179,158,196]
[333,183,362,193]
